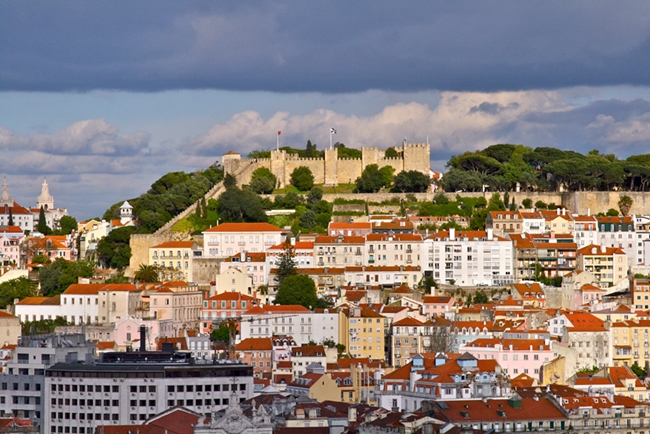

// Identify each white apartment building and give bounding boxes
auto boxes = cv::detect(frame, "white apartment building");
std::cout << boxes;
[265,241,314,271]
[0,333,95,424]
[314,235,365,267]
[365,233,423,268]
[597,215,640,266]
[573,215,599,248]
[44,354,253,434]
[240,305,338,346]
[424,228,514,286]
[519,211,545,235]
[202,222,285,258]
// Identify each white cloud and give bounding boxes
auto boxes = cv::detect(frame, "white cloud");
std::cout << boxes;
[0,119,151,155]
[587,112,650,143]
[184,90,574,157]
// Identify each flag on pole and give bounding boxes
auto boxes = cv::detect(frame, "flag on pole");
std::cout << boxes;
[278,131,281,135]
[330,128,337,134]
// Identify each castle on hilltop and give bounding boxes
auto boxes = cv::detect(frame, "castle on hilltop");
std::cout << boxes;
[222,142,431,188]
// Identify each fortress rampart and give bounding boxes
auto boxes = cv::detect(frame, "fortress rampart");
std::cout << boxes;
[223,143,431,188]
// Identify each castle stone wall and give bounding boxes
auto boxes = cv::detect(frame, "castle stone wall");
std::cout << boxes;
[224,143,432,188]
[337,159,363,184]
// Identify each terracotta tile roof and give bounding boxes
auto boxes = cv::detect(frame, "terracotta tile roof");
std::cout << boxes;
[510,373,536,387]
[151,241,195,248]
[291,345,325,357]
[101,284,138,292]
[146,407,201,434]
[206,292,257,301]
[96,341,117,350]
[392,317,425,327]
[563,312,608,332]
[203,222,284,233]
[436,397,566,422]
[62,284,105,295]
[465,338,550,351]
[0,311,17,318]
[236,337,273,351]
[423,296,453,304]
[577,244,626,255]
[15,296,53,305]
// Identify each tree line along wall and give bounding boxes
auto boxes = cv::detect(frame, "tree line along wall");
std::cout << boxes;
[222,143,431,188]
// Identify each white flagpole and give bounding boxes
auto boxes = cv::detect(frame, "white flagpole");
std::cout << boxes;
[277,131,280,151]
[330,129,333,149]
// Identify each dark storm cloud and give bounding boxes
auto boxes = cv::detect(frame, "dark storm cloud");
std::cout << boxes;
[2,1,650,93]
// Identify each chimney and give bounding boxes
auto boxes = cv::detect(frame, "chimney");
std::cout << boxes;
[348,406,357,422]
[587,208,591,217]
[139,325,146,352]
[601,245,606,253]
[556,208,560,216]
[450,228,456,241]
[487,228,493,241]
[290,237,296,246]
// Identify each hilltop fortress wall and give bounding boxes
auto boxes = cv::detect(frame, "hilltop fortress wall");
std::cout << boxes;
[223,143,431,188]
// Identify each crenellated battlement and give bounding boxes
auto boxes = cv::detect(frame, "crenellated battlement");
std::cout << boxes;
[222,142,430,188]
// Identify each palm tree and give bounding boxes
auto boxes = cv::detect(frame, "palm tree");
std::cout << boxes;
[133,264,160,283]
[618,195,634,217]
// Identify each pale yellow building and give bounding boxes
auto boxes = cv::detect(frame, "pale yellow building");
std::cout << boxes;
[149,241,197,282]
[149,284,203,329]
[338,306,385,360]
[576,244,628,288]
[214,266,253,296]
[0,311,21,346]
[611,319,650,368]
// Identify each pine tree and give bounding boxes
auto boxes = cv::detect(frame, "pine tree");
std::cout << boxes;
[275,241,297,286]
[8,208,13,226]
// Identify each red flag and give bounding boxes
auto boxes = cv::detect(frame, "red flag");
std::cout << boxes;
[278,131,281,135]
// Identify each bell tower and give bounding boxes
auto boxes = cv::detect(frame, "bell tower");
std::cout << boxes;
[37,178,55,211]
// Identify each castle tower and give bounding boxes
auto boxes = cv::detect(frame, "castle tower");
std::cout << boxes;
[324,147,339,186]
[0,177,13,207]
[403,143,431,175]
[119,200,133,225]
[37,178,55,211]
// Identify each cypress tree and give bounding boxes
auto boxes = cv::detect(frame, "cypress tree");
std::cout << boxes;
[37,206,49,234]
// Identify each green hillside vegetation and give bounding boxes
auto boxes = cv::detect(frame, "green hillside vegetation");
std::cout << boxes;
[103,165,223,233]
[440,144,650,193]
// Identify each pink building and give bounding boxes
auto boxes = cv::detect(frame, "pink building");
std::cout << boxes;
[201,291,258,333]
[235,337,273,379]
[328,222,372,237]
[422,295,455,318]
[575,283,607,308]
[460,338,553,377]
[202,222,285,258]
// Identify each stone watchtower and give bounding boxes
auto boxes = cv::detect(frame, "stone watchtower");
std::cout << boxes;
[222,151,242,175]
[403,143,431,174]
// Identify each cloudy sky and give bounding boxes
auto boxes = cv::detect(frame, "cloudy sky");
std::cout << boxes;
[2,1,650,218]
